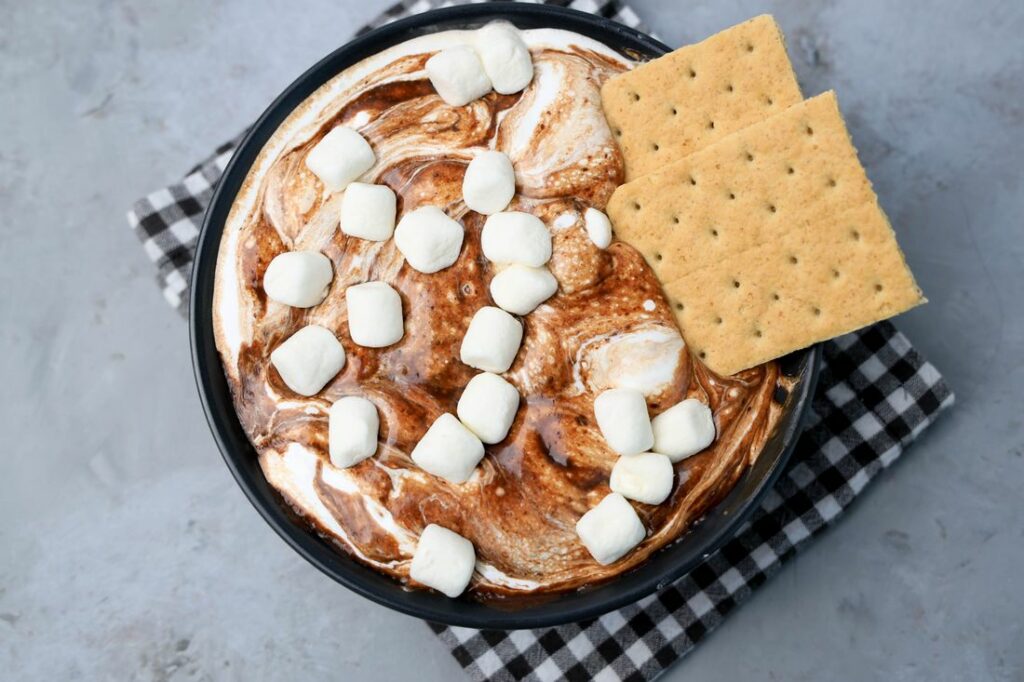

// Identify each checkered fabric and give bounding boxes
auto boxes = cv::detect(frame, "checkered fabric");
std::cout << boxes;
[126,1,954,680]
[127,135,241,310]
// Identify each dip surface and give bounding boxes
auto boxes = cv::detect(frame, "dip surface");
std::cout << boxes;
[213,28,789,598]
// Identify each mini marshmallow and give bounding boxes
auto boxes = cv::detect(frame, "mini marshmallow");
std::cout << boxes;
[410,524,476,598]
[457,372,520,444]
[651,398,717,462]
[304,126,375,192]
[393,206,465,273]
[460,306,523,373]
[593,388,654,455]
[584,207,613,249]
[575,493,646,565]
[262,250,333,308]
[345,281,404,348]
[489,264,557,315]
[269,325,346,396]
[411,413,485,483]
[462,151,515,215]
[328,396,379,468]
[610,452,675,505]
[425,45,492,107]
[475,22,534,95]
[481,211,552,267]
[341,182,396,241]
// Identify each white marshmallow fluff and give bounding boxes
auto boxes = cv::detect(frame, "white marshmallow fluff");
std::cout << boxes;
[462,150,515,215]
[262,250,333,308]
[481,211,552,267]
[460,306,523,373]
[340,182,397,241]
[610,452,675,505]
[425,45,492,107]
[269,325,346,397]
[345,281,404,348]
[475,22,534,95]
[489,264,557,315]
[593,388,654,455]
[410,524,476,598]
[651,398,717,462]
[410,413,485,484]
[584,207,613,249]
[457,372,520,444]
[393,206,465,273]
[304,126,375,192]
[328,396,380,468]
[575,493,646,565]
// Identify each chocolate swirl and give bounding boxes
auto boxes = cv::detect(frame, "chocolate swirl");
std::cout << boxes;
[214,30,791,599]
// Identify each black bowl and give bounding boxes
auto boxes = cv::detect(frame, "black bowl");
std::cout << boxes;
[190,2,821,630]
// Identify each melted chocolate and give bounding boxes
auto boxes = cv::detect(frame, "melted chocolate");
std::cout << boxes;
[215,38,791,600]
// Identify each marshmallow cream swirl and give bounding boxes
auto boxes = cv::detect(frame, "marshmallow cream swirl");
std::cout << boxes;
[213,28,791,599]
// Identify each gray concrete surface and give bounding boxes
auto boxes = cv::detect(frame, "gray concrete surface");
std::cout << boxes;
[1,0,1021,680]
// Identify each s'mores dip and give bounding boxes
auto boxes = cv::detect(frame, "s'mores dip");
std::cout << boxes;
[212,20,859,601]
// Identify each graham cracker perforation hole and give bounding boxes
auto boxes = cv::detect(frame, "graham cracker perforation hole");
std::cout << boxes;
[715,316,723,325]
[768,204,777,213]
[726,84,734,92]
[689,176,697,186]
[850,229,861,241]
[874,283,884,292]
[613,127,622,137]
[766,96,774,106]
[805,125,814,136]
[745,42,755,53]
[827,178,837,187]
[708,120,716,130]
[754,329,763,338]
[772,293,781,301]
[632,201,641,211]
[787,166,795,175]
[732,279,740,289]
[710,228,719,237]
[652,143,660,151]
[832,268,841,279]
[674,301,685,311]
[728,191,736,200]
[746,152,755,162]
[672,215,680,225]
[671,107,678,116]
[631,92,640,102]
[788,255,799,265]
[812,306,822,316]
[698,350,707,360]
[688,68,697,78]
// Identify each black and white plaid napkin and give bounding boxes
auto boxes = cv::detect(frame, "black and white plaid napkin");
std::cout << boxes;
[127,1,955,679]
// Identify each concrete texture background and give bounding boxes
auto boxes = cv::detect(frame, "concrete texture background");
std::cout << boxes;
[1,0,1021,679]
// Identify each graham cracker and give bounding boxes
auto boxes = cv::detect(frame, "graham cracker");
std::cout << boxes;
[607,91,924,376]
[601,15,803,181]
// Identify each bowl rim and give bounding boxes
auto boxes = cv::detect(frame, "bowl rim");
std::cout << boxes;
[190,2,821,630]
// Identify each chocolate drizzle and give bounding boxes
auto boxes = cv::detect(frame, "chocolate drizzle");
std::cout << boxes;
[215,36,791,600]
